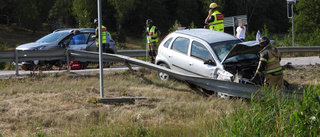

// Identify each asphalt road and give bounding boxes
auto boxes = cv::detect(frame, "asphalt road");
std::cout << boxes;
[0,56,319,79]
[280,56,320,66]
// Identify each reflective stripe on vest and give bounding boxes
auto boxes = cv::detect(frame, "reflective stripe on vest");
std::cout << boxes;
[209,11,224,32]
[95,25,107,45]
[265,46,283,75]
[147,26,158,43]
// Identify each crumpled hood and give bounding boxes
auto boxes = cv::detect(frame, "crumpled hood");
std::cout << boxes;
[221,41,261,64]
[16,42,51,50]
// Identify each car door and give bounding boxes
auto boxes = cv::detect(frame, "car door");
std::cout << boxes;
[168,37,191,75]
[85,33,97,52]
[67,33,92,51]
[188,40,220,78]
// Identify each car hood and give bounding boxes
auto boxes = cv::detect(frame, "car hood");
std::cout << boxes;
[16,42,52,50]
[221,41,261,64]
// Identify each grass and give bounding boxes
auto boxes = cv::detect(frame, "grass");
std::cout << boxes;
[0,67,319,136]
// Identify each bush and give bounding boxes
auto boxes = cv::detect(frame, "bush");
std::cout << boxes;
[0,42,9,70]
[168,20,181,33]
[216,86,320,136]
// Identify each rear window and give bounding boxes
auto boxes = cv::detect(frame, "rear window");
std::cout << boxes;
[163,37,173,48]
[36,32,70,43]
[171,37,190,55]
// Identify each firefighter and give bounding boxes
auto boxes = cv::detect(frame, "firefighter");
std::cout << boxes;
[250,36,284,89]
[146,19,161,64]
[204,3,224,32]
[93,18,111,52]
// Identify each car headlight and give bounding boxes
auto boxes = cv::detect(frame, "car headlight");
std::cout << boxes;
[35,46,46,50]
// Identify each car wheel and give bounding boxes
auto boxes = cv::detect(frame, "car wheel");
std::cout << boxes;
[216,92,231,100]
[158,63,170,81]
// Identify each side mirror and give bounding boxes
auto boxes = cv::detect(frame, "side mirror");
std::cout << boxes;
[204,59,216,66]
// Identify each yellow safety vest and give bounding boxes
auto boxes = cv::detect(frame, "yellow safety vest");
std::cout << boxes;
[209,11,224,32]
[147,26,158,43]
[95,25,107,45]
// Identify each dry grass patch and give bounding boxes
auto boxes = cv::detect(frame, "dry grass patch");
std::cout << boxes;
[0,68,246,136]
[0,65,318,136]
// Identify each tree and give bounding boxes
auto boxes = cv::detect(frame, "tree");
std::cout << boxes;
[72,0,95,28]
[12,0,42,34]
[0,0,14,25]
[295,0,320,34]
[48,0,75,31]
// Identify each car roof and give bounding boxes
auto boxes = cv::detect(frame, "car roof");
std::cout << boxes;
[53,28,95,33]
[174,29,238,44]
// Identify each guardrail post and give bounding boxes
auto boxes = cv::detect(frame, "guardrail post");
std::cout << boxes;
[15,49,19,76]
[66,49,70,73]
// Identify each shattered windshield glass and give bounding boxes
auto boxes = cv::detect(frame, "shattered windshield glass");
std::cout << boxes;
[210,40,241,62]
[210,40,260,63]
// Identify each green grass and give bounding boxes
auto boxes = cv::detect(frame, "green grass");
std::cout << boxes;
[0,68,319,136]
[220,86,320,136]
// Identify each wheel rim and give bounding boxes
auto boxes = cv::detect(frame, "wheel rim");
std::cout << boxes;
[158,63,170,80]
[158,71,169,80]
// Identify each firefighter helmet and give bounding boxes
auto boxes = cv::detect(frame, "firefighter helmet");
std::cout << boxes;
[146,19,153,25]
[209,3,218,9]
[259,36,270,47]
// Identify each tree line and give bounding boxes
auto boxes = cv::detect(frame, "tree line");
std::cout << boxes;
[0,0,319,44]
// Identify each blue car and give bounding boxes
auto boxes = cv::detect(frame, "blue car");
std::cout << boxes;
[16,28,117,70]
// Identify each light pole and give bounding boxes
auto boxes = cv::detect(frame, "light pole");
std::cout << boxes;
[287,0,296,47]
[97,0,104,98]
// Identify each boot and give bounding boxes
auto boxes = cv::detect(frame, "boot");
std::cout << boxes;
[150,58,155,64]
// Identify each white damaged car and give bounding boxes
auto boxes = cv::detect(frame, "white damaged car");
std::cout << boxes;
[155,29,262,84]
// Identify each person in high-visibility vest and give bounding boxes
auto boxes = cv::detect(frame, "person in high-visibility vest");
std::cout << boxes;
[204,3,224,32]
[93,18,111,52]
[146,19,161,64]
[250,36,284,89]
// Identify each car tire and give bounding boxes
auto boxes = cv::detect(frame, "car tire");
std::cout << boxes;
[157,63,170,81]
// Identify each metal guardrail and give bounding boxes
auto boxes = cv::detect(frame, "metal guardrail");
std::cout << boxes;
[70,50,303,99]
[0,50,67,62]
[117,50,146,57]
[278,46,320,53]
[1,46,319,63]
[0,49,305,98]
[1,46,320,73]
[70,50,262,98]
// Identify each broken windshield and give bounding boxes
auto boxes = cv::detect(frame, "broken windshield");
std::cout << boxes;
[210,40,241,62]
